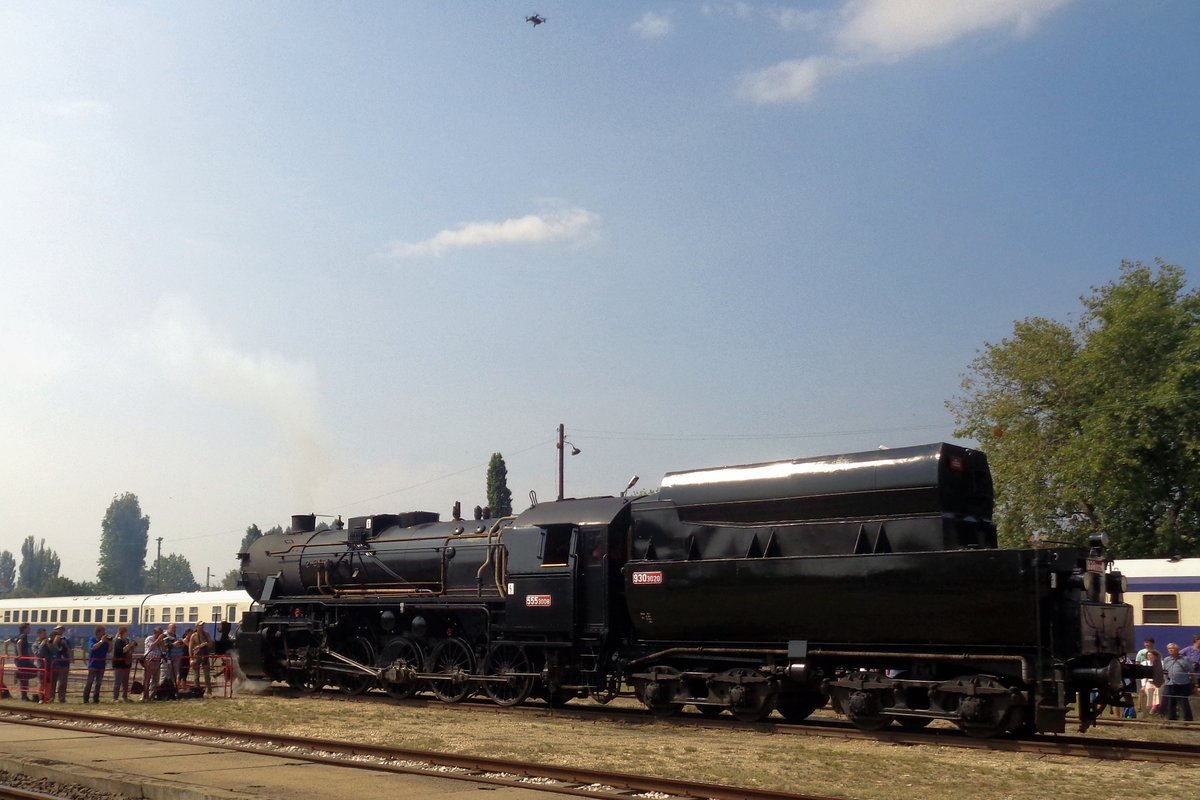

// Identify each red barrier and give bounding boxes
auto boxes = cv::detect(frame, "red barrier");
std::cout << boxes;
[0,654,234,703]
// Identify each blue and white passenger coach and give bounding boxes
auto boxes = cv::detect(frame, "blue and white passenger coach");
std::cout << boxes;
[1112,558,1200,648]
[0,589,254,643]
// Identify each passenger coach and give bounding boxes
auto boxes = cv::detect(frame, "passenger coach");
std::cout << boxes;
[1112,558,1200,648]
[0,589,254,642]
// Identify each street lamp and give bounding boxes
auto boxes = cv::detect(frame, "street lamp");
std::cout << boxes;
[557,423,581,501]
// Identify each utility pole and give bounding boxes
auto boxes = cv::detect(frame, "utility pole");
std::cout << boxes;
[556,423,580,501]
[206,567,211,590]
[156,537,163,592]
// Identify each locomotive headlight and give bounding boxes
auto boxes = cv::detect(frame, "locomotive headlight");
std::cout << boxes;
[1088,531,1110,550]
[1106,572,1128,596]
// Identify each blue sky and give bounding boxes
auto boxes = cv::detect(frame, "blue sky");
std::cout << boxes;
[1,1,1196,583]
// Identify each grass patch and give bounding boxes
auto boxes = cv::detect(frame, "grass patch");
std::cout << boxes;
[7,693,1197,800]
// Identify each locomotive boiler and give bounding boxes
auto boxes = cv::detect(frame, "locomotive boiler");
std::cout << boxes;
[236,442,1137,736]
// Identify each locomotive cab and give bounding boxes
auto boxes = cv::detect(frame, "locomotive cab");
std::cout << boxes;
[499,497,633,640]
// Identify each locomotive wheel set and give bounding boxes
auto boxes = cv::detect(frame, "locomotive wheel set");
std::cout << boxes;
[236,443,1140,738]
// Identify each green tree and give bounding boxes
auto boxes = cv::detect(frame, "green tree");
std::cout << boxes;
[142,553,199,592]
[17,536,61,595]
[239,524,263,554]
[221,568,241,590]
[486,452,513,517]
[42,576,101,596]
[949,260,1200,555]
[265,525,284,537]
[0,550,14,593]
[98,493,149,593]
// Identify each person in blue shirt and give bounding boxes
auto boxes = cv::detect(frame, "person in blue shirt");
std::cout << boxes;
[82,625,110,704]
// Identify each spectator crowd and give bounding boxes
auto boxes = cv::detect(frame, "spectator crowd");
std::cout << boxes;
[4,620,231,703]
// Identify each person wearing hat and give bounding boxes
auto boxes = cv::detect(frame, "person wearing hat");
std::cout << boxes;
[189,621,214,695]
[49,626,71,703]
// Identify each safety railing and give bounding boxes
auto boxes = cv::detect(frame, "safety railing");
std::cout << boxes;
[0,653,234,703]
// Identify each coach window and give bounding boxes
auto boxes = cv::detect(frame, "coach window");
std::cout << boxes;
[95,608,103,621]
[1143,594,1180,625]
[50,610,58,623]
[119,609,128,623]
[227,605,237,622]
[72,610,80,623]
[212,606,222,623]
[84,610,92,623]
[2,611,8,623]
[107,609,116,623]
[41,610,48,622]
[60,609,67,622]
[175,607,184,623]
[188,607,198,623]
[145,608,155,624]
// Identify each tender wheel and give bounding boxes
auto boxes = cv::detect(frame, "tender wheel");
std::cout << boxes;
[378,637,424,700]
[483,643,534,707]
[958,704,1020,739]
[634,666,683,717]
[844,690,891,731]
[723,668,776,723]
[428,637,476,703]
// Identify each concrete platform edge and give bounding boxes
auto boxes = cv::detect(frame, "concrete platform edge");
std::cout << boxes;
[0,752,246,800]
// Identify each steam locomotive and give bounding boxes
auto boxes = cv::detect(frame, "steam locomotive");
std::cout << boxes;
[236,442,1137,737]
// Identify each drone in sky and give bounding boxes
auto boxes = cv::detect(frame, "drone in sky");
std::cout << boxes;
[526,14,545,26]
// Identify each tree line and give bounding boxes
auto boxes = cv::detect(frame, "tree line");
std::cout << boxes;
[2,453,516,598]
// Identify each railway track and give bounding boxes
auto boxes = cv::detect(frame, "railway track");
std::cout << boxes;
[0,707,842,800]
[263,685,1200,765]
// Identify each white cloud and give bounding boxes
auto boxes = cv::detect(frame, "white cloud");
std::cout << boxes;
[740,56,844,104]
[632,11,674,39]
[837,0,1074,59]
[47,99,113,121]
[384,206,601,259]
[741,0,1075,104]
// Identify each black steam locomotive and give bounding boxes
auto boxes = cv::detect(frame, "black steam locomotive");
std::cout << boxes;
[236,442,1136,737]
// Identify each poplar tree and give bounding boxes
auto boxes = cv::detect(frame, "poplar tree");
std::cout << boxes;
[487,453,514,517]
[98,493,150,592]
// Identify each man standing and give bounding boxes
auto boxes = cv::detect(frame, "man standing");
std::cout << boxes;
[189,621,214,695]
[50,627,71,703]
[163,623,182,686]
[82,625,110,704]
[1136,637,1155,663]
[110,627,134,702]
[10,622,33,701]
[1161,642,1196,721]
